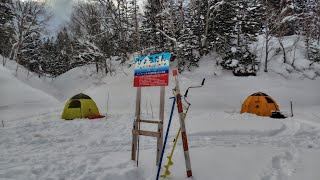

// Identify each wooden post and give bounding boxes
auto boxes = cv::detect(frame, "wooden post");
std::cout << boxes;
[132,87,141,161]
[156,86,165,165]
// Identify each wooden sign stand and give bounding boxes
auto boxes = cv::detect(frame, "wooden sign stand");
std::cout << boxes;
[131,86,165,166]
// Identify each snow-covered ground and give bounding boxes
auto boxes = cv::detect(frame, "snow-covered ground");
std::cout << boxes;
[1,57,320,180]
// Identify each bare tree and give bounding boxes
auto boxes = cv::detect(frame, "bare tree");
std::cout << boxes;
[9,0,49,74]
[275,0,295,65]
[71,1,105,73]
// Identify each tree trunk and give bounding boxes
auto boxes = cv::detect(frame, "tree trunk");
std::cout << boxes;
[265,38,268,72]
[203,6,210,50]
[306,36,310,59]
[197,1,202,55]
[105,61,109,75]
[15,57,19,76]
[264,30,269,72]
[95,57,99,73]
[134,0,140,52]
[278,39,287,63]
[2,52,6,66]
[237,24,241,47]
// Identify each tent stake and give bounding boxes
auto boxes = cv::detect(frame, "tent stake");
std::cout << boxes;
[107,92,110,117]
[291,101,293,117]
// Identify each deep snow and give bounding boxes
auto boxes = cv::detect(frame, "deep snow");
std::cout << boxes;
[1,56,320,180]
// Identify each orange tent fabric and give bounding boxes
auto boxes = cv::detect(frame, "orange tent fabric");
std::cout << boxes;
[241,92,280,117]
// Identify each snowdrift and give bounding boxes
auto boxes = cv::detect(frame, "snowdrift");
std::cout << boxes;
[0,60,60,121]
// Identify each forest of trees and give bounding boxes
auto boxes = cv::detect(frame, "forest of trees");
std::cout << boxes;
[0,0,320,77]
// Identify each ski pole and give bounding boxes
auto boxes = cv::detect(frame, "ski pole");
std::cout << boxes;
[156,97,176,180]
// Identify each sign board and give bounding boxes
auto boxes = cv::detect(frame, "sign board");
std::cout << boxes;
[134,52,170,87]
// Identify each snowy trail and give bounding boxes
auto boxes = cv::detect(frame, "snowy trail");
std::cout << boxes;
[1,110,320,179]
[1,110,319,170]
[189,120,319,149]
[260,149,300,180]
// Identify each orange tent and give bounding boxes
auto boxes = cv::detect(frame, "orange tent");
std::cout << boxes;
[241,92,280,117]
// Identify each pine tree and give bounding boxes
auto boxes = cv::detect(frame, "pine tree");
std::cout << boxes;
[140,0,164,54]
[41,38,58,77]
[177,3,200,71]
[189,0,207,55]
[303,0,320,62]
[209,1,237,68]
[18,31,43,76]
[0,0,13,59]
[55,27,73,74]
[231,0,263,75]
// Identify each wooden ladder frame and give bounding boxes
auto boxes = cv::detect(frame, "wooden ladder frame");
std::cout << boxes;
[131,86,165,165]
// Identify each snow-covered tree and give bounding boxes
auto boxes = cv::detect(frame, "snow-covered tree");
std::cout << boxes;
[9,0,50,74]
[140,0,163,54]
[54,27,73,74]
[209,1,237,68]
[262,0,277,72]
[40,37,58,77]
[0,0,13,60]
[303,0,320,62]
[230,0,262,75]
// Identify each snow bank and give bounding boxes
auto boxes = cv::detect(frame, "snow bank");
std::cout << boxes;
[1,57,62,98]
[0,63,60,120]
[253,35,320,80]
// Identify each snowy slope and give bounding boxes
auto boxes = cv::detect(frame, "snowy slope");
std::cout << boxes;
[253,35,320,80]
[1,58,320,180]
[0,62,60,121]
[1,57,63,99]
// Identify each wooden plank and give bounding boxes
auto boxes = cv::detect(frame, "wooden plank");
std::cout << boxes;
[131,87,141,161]
[156,86,165,165]
[132,129,161,138]
[139,119,162,124]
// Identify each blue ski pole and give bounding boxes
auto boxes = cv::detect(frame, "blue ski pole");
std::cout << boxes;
[156,97,176,180]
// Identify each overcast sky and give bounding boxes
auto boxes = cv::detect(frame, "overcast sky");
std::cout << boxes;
[47,0,75,35]
[47,0,145,36]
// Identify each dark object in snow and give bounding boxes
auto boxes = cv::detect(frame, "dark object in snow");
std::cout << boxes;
[270,111,287,119]
[87,114,105,119]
